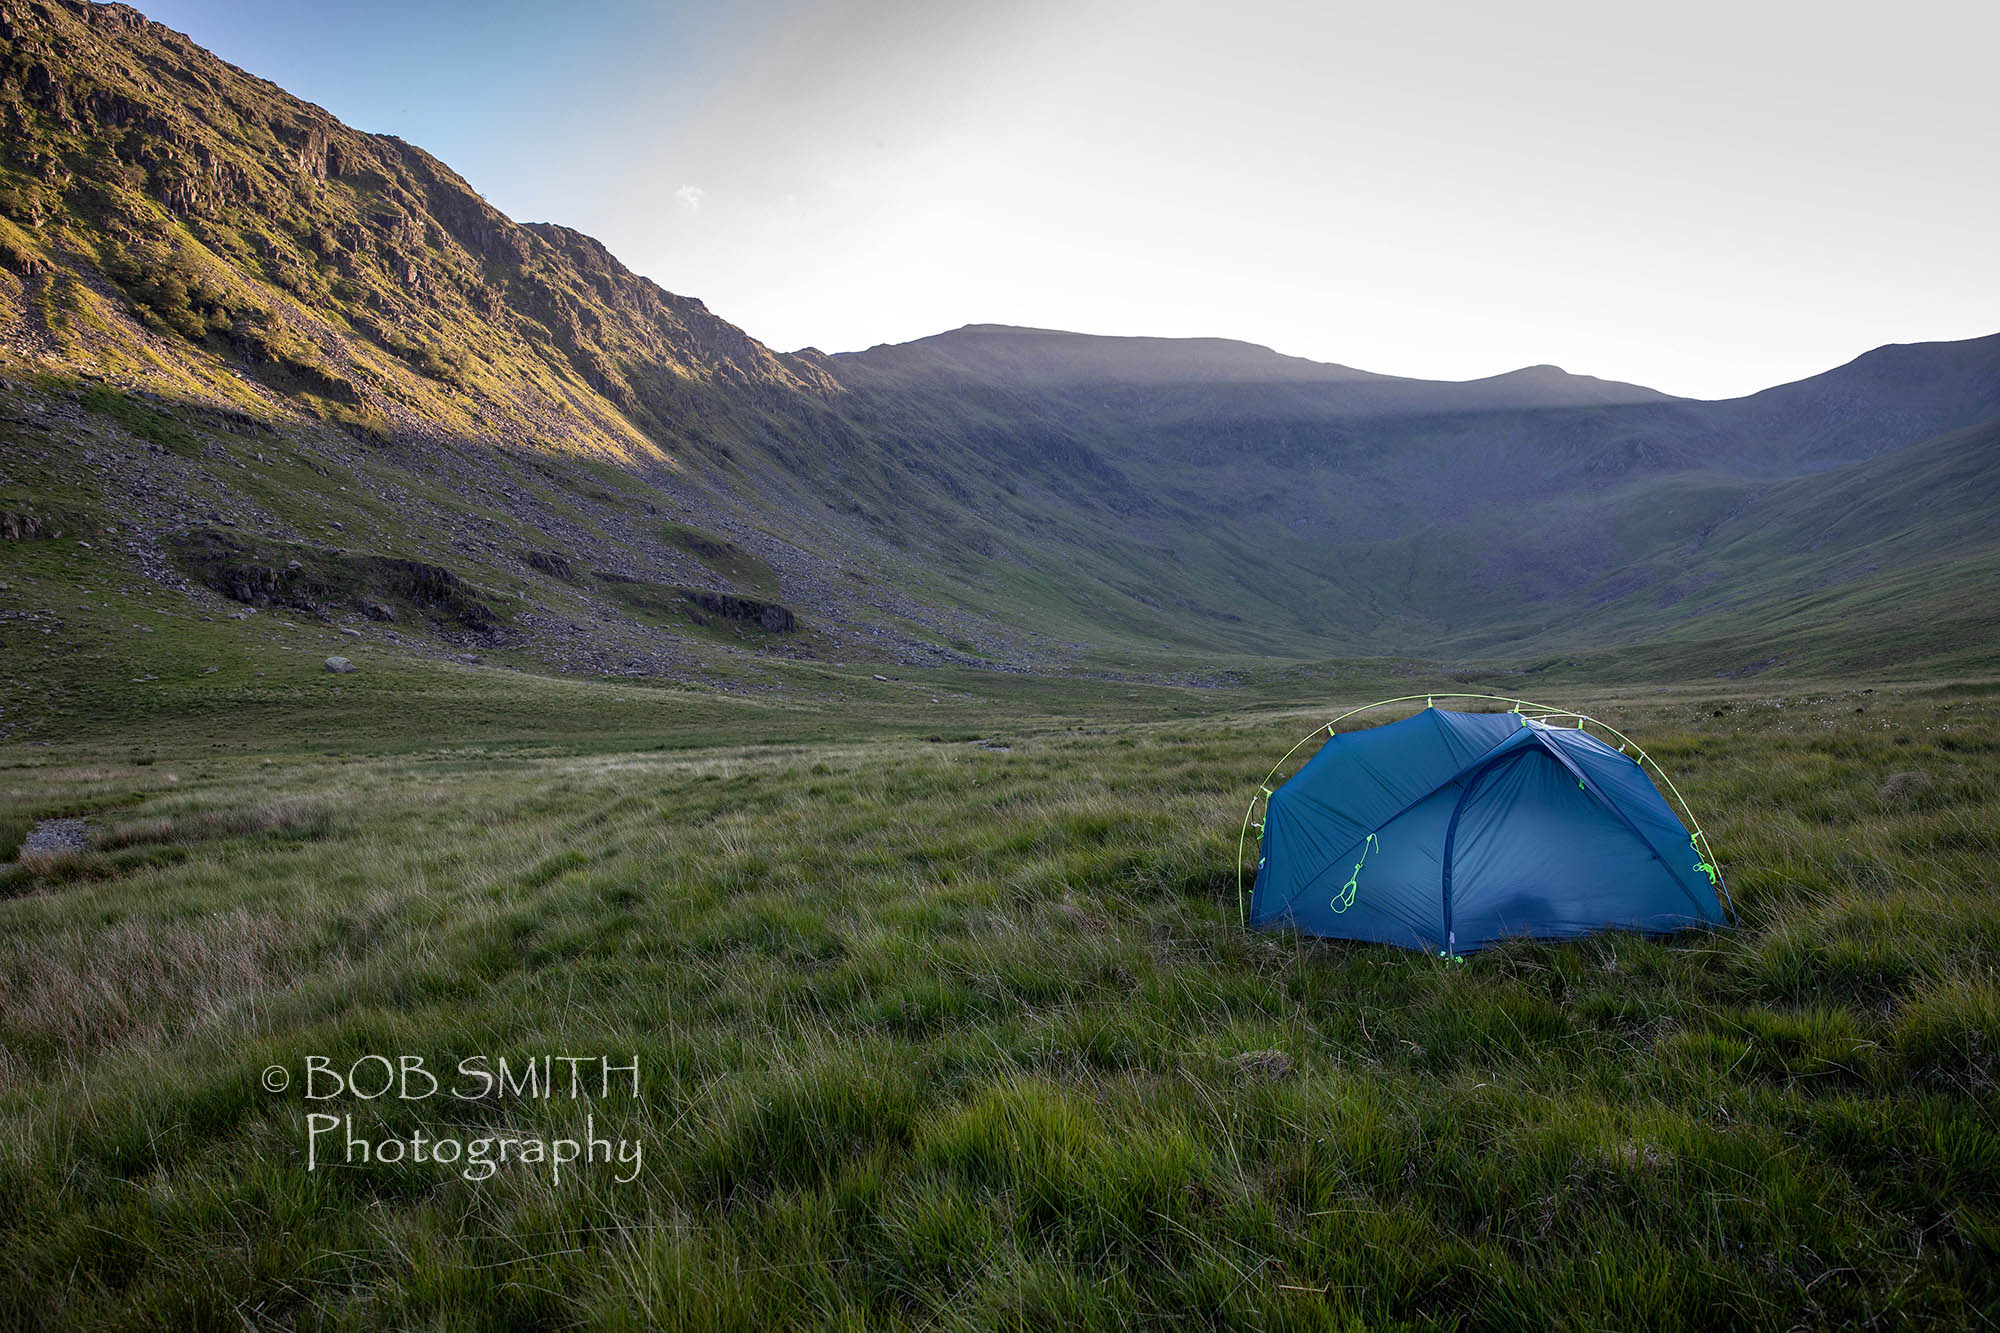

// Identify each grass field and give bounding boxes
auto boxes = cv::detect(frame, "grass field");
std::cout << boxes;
[1,676,1995,1328]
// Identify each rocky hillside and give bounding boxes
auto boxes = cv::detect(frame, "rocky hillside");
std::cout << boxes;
[2,0,1997,737]
[0,0,838,453]
[0,0,1054,689]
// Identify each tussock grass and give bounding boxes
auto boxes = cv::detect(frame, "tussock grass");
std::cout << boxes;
[0,682,1995,1327]
[93,796,338,850]
[7,846,117,886]
[0,908,305,1091]
[0,811,30,863]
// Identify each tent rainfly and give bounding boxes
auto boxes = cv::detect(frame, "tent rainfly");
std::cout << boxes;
[1243,701,1731,955]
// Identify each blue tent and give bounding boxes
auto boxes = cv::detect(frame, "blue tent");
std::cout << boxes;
[1249,707,1728,954]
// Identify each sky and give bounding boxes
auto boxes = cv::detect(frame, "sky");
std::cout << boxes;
[133,0,1999,399]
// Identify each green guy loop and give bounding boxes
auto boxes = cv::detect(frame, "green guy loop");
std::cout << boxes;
[1333,832,1378,914]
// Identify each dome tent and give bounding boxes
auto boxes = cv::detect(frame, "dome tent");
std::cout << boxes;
[1239,698,1731,955]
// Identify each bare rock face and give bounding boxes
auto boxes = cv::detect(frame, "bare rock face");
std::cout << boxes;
[1,508,76,540]
[168,530,497,632]
[323,655,356,673]
[522,550,577,581]
[683,589,795,632]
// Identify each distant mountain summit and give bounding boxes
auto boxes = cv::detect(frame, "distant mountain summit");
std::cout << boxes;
[840,325,1391,386]
[836,324,1676,413]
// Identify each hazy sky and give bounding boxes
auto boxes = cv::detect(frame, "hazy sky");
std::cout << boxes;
[138,0,1997,398]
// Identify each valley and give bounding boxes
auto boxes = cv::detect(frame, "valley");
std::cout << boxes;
[1,2,1997,1327]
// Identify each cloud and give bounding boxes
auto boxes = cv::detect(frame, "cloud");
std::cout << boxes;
[674,184,705,212]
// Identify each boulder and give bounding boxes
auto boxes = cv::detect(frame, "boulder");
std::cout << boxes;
[324,655,356,673]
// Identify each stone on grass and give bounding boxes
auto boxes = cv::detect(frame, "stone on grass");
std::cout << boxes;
[324,655,356,673]
[1879,770,1931,802]
[1228,1050,1296,1082]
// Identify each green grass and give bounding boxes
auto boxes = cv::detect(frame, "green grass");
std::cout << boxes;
[659,521,781,598]
[593,571,796,647]
[1,680,1994,1327]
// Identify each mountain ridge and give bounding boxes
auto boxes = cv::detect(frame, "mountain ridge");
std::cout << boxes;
[831,322,1682,413]
[2,0,1998,723]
